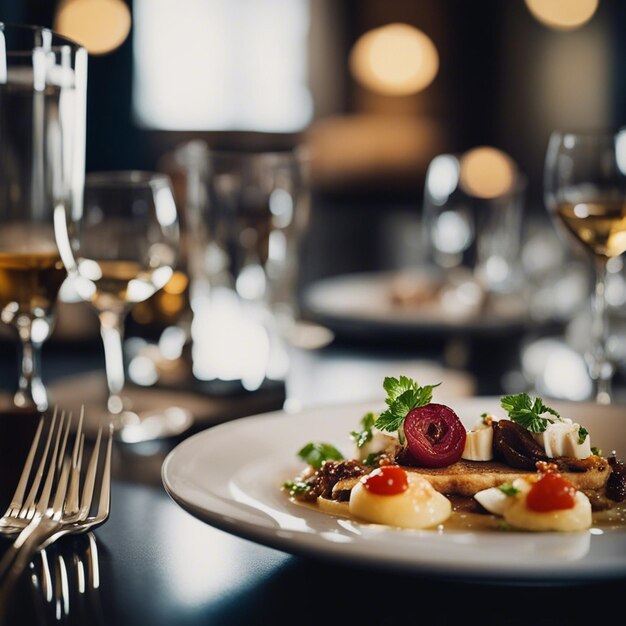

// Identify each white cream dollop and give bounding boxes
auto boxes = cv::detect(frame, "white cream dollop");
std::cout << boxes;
[349,472,451,529]
[462,417,495,461]
[532,418,591,459]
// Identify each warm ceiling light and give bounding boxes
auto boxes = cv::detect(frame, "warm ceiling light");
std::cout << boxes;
[525,0,599,31]
[349,23,439,96]
[55,0,132,55]
[459,147,517,199]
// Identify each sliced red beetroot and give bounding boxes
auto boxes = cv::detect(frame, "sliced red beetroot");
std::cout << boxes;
[403,403,466,468]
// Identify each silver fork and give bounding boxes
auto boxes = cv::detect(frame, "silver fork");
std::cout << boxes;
[0,410,113,586]
[0,407,80,536]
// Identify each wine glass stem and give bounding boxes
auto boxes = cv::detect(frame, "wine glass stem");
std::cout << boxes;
[14,321,46,411]
[98,310,127,415]
[590,257,612,404]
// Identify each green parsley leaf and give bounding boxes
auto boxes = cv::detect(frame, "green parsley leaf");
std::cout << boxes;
[498,483,520,497]
[578,426,589,445]
[591,446,603,457]
[350,412,377,448]
[383,376,419,403]
[297,442,344,469]
[500,393,561,433]
[282,480,311,495]
[374,377,440,434]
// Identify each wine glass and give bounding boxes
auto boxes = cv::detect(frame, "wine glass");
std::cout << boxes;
[544,129,626,404]
[55,171,191,440]
[0,24,87,412]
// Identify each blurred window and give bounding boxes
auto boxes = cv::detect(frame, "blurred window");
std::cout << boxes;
[133,0,312,132]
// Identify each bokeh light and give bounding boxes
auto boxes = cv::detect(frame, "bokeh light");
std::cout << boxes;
[349,23,439,96]
[525,0,599,31]
[459,147,517,199]
[55,0,132,56]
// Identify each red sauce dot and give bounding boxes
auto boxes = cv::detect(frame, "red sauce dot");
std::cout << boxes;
[526,472,577,512]
[361,466,409,496]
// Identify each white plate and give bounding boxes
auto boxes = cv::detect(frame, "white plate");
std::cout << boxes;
[162,398,626,583]
[302,271,529,336]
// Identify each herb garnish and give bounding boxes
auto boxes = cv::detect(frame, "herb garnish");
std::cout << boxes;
[297,442,344,469]
[500,393,561,433]
[374,376,440,436]
[282,480,311,495]
[591,446,603,457]
[498,483,520,497]
[481,412,494,426]
[350,412,377,449]
[578,426,589,445]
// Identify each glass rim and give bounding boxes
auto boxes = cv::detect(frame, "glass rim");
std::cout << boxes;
[0,22,85,53]
[85,170,172,188]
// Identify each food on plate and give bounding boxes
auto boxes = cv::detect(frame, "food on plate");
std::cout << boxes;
[462,414,495,461]
[282,376,626,532]
[349,466,452,529]
[403,403,466,468]
[475,465,592,532]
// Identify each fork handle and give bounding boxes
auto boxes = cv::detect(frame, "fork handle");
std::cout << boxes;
[0,517,59,587]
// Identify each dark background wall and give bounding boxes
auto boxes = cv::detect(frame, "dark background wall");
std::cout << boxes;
[2,0,625,279]
[2,1,625,191]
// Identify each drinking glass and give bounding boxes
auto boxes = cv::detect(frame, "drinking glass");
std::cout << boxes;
[0,24,87,411]
[55,171,189,440]
[544,129,626,404]
[182,145,310,392]
[423,152,526,295]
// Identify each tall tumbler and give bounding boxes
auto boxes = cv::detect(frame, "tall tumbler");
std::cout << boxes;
[0,24,87,411]
[181,143,310,392]
[423,151,526,295]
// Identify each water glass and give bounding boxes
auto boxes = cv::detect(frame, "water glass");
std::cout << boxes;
[423,152,526,294]
[180,143,310,391]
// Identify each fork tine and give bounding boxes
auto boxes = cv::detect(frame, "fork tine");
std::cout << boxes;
[34,411,67,517]
[51,458,72,521]
[57,411,72,473]
[65,408,85,517]
[5,414,45,516]
[95,425,114,520]
[20,409,59,518]
[78,427,103,519]
[49,413,73,514]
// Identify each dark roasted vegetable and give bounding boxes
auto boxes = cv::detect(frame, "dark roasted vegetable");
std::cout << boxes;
[492,419,549,470]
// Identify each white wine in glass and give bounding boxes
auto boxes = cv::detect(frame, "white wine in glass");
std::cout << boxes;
[544,129,626,404]
[0,24,87,412]
[55,171,191,441]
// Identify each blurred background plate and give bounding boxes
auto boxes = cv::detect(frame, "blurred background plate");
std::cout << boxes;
[302,270,530,339]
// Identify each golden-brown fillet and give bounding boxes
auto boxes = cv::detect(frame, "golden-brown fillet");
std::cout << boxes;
[405,457,610,497]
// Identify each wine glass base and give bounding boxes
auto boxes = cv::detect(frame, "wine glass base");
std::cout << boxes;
[46,372,195,443]
[75,405,194,443]
[110,407,194,444]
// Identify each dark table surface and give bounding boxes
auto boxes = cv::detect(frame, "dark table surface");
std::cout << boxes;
[1,332,625,626]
